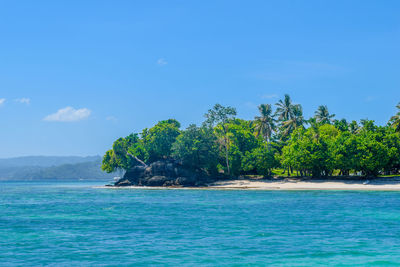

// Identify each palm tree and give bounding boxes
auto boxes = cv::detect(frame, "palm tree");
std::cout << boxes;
[314,105,335,124]
[254,104,276,141]
[281,104,304,136]
[348,120,360,134]
[390,102,400,132]
[275,94,293,121]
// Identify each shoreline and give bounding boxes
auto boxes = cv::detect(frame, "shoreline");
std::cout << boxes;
[98,177,400,191]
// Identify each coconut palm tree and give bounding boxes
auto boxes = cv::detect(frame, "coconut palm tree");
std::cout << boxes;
[281,104,304,136]
[314,105,335,124]
[390,102,400,132]
[275,94,293,121]
[254,104,276,141]
[348,120,360,134]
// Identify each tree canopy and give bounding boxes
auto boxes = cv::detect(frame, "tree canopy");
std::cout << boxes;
[102,97,400,178]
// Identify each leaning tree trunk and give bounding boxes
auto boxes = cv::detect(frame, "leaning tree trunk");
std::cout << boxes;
[127,152,148,168]
[225,144,230,176]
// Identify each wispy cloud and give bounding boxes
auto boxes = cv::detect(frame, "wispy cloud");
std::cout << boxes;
[0,98,5,106]
[244,101,258,109]
[157,58,168,66]
[253,60,346,81]
[364,96,375,103]
[106,116,118,122]
[44,106,91,122]
[261,94,278,99]
[15,98,31,105]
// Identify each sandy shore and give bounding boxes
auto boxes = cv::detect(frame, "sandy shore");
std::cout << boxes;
[98,177,400,191]
[208,178,400,191]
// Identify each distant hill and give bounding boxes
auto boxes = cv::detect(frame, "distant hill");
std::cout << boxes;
[0,155,101,168]
[0,156,117,181]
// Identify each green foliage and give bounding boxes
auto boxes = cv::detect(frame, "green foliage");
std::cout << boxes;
[275,95,305,140]
[101,133,147,173]
[254,104,276,142]
[101,150,118,173]
[242,143,279,176]
[354,128,392,176]
[381,128,400,173]
[172,124,219,174]
[314,105,335,124]
[281,121,399,177]
[275,94,293,121]
[102,99,400,178]
[281,104,305,137]
[0,157,114,181]
[390,103,400,132]
[222,119,260,176]
[331,132,359,175]
[204,104,237,175]
[144,119,181,162]
[333,119,349,132]
[281,125,338,177]
[101,120,180,172]
[204,104,237,127]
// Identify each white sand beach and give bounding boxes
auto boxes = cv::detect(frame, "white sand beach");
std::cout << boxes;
[99,177,400,191]
[208,178,400,191]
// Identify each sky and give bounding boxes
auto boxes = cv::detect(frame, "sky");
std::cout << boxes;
[0,0,399,158]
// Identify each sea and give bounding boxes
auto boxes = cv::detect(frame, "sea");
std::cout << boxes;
[1,181,400,266]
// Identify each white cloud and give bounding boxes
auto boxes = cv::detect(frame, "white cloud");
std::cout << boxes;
[261,94,278,99]
[44,106,91,122]
[0,98,5,106]
[15,98,31,104]
[157,58,167,66]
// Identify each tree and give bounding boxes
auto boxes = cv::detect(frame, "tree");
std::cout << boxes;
[354,130,392,176]
[381,127,400,174]
[204,104,237,127]
[281,104,305,137]
[332,132,359,176]
[281,124,338,177]
[348,120,360,134]
[314,105,335,124]
[101,149,119,173]
[204,104,237,175]
[103,100,400,179]
[254,104,276,141]
[359,119,377,132]
[242,143,279,176]
[223,119,260,175]
[275,94,293,121]
[172,124,219,174]
[101,133,148,173]
[390,102,400,132]
[334,119,349,132]
[145,119,181,162]
[333,122,393,177]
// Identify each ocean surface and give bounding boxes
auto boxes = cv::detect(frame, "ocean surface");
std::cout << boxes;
[1,182,400,266]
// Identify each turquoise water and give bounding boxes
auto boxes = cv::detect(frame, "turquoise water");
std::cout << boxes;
[1,182,400,266]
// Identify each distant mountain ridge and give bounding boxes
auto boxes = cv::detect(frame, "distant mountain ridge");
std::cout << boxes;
[0,156,116,181]
[0,155,101,168]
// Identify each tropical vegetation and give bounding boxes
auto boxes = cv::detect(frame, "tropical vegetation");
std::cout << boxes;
[102,96,400,179]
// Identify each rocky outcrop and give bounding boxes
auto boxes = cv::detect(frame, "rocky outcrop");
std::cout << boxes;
[114,160,214,187]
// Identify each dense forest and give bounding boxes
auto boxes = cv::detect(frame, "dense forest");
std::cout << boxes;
[0,156,114,181]
[102,95,400,178]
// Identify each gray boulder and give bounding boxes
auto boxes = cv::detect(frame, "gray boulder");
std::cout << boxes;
[146,176,169,186]
[114,159,213,187]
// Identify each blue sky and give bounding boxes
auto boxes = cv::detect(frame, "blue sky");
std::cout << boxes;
[0,0,399,157]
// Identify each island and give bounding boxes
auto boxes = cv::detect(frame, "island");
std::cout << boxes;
[102,94,400,188]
